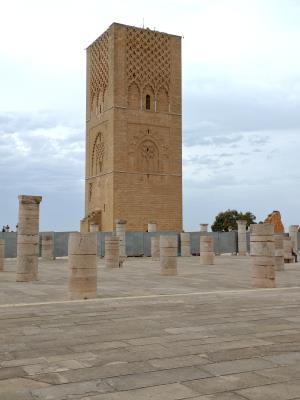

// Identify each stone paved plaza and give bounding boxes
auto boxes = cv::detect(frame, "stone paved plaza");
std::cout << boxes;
[1,256,300,399]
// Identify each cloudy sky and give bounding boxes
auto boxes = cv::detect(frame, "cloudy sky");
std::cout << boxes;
[1,0,299,231]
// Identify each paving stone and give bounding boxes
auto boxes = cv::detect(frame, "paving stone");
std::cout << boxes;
[81,382,198,399]
[183,371,276,395]
[202,358,276,376]
[105,366,211,391]
[31,379,114,400]
[237,380,300,399]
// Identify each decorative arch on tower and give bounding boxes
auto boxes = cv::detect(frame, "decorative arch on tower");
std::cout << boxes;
[157,86,169,112]
[91,132,105,176]
[128,82,140,110]
[137,138,159,173]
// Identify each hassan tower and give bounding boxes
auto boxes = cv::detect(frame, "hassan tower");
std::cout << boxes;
[81,23,182,232]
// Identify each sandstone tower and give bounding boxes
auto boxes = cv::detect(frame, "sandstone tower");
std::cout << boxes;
[81,23,182,232]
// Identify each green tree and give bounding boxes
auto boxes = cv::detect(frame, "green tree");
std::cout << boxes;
[211,209,256,232]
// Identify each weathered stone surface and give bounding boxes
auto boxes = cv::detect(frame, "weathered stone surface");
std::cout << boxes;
[250,224,275,288]
[0,239,4,271]
[151,236,160,261]
[41,233,54,260]
[180,232,190,257]
[115,219,127,265]
[105,236,120,268]
[264,210,285,233]
[237,220,247,256]
[16,195,42,282]
[289,225,299,253]
[283,237,293,263]
[68,232,97,300]
[200,235,214,265]
[160,235,177,275]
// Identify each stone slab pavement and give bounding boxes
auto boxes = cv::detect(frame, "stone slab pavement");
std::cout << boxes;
[0,255,300,304]
[0,256,300,399]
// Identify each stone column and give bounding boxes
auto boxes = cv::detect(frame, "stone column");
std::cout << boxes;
[148,222,157,232]
[151,236,160,261]
[115,219,127,266]
[68,232,97,300]
[41,233,54,260]
[105,236,120,268]
[16,195,42,282]
[0,239,4,271]
[283,236,293,263]
[250,223,275,288]
[200,224,208,233]
[289,225,299,253]
[200,235,214,265]
[180,232,191,257]
[237,220,247,256]
[274,234,284,271]
[160,236,178,276]
[90,223,99,232]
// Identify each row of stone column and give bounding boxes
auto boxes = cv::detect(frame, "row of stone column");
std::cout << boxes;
[238,221,299,257]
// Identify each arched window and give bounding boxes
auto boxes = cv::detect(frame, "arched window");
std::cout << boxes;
[146,94,151,110]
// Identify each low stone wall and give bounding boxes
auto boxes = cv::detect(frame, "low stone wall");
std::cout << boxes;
[1,230,298,258]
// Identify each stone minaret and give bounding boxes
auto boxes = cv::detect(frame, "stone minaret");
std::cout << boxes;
[81,23,182,232]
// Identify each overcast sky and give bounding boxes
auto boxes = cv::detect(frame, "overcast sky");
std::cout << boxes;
[0,0,299,231]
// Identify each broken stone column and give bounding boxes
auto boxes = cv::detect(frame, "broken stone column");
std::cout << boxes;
[200,235,214,265]
[237,220,247,256]
[250,223,275,288]
[41,233,54,260]
[68,232,97,300]
[289,225,299,253]
[148,222,157,232]
[151,236,160,261]
[105,236,120,268]
[160,236,178,276]
[0,239,4,271]
[90,223,99,232]
[274,234,284,271]
[283,236,294,263]
[115,219,126,266]
[200,224,208,233]
[16,195,42,282]
[180,232,191,257]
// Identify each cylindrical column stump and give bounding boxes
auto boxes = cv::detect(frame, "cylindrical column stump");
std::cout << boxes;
[41,233,54,260]
[250,224,275,288]
[180,232,191,257]
[151,236,160,261]
[0,239,4,271]
[200,235,214,265]
[283,236,293,263]
[16,195,42,282]
[200,224,208,233]
[160,236,178,276]
[105,236,120,268]
[115,219,127,266]
[148,222,157,232]
[68,232,97,300]
[274,234,284,271]
[237,220,247,256]
[289,225,299,253]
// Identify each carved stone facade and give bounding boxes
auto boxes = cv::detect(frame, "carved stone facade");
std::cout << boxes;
[82,23,182,232]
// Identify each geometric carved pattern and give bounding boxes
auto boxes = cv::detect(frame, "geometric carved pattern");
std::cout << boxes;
[126,27,170,96]
[89,31,109,110]
[92,133,105,176]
